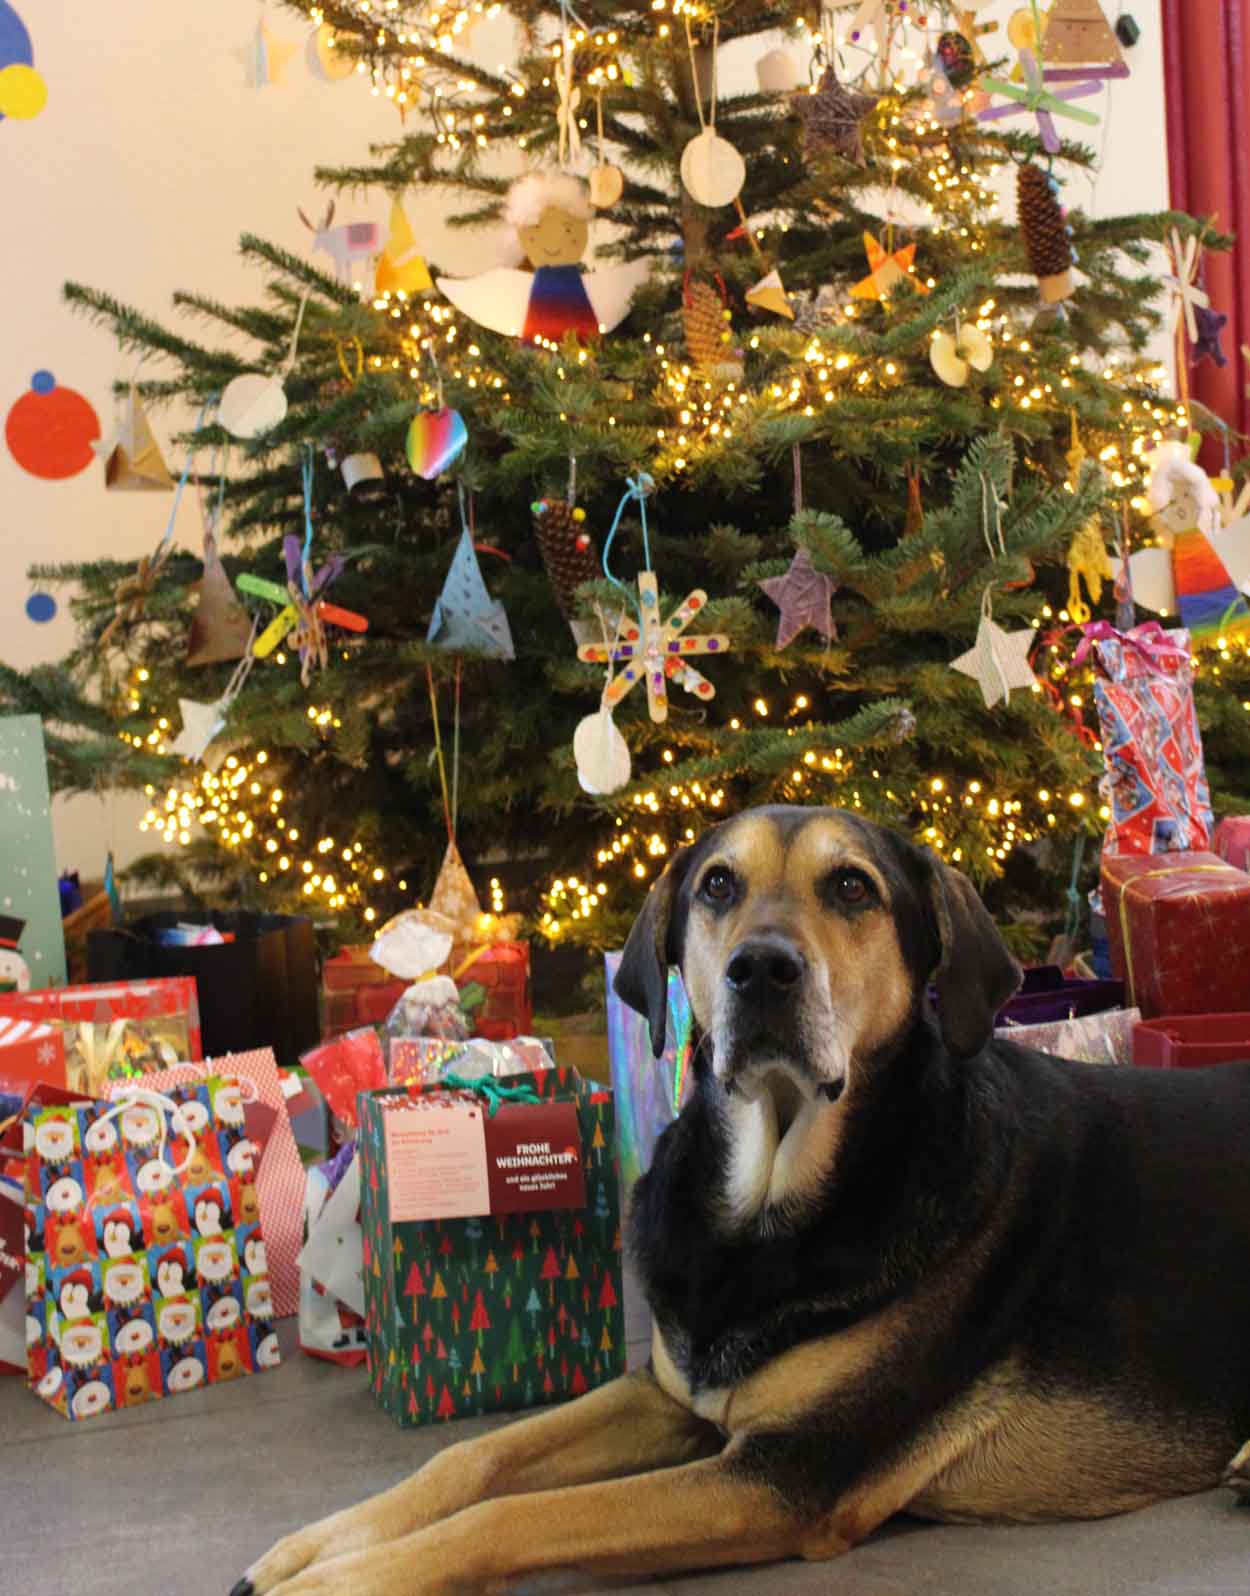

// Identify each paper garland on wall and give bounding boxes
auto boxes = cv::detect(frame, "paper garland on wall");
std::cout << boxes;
[5,370,100,479]
[236,20,297,88]
[0,0,46,121]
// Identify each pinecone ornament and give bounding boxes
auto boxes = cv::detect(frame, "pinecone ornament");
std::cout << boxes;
[533,497,599,620]
[1017,162,1075,304]
[683,280,743,379]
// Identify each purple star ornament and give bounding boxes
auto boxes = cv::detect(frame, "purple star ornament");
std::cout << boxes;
[758,548,837,649]
[1193,304,1228,368]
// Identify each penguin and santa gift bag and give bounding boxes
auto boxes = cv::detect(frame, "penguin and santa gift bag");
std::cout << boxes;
[23,1079,281,1421]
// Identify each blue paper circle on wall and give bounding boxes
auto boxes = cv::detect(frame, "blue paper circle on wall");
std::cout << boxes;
[30,368,54,393]
[25,592,56,623]
[0,2,33,71]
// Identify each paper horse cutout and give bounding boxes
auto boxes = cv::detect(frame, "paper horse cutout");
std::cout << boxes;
[94,387,173,491]
[437,259,650,343]
[427,529,515,660]
[577,572,732,725]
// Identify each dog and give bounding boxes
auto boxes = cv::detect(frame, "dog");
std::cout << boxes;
[234,805,1250,1596]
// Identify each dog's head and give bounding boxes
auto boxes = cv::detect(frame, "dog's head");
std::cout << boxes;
[615,806,1019,1103]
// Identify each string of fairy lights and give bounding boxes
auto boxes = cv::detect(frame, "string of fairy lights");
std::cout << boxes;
[114,1,1250,942]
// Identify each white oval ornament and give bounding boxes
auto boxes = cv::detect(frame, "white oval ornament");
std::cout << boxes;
[574,707,631,795]
[588,164,624,209]
[219,373,288,440]
[680,128,745,209]
[756,48,801,94]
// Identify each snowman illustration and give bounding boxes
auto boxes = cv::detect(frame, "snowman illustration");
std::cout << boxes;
[0,915,30,992]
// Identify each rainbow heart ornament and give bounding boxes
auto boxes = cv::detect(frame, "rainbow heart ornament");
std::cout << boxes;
[405,408,467,480]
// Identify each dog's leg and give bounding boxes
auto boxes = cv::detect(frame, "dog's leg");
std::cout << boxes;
[1224,1440,1250,1502]
[236,1370,721,1596]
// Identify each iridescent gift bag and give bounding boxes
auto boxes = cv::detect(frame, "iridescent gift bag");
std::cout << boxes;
[603,952,695,1191]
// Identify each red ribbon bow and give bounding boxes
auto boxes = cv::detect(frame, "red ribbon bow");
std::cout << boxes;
[1072,619,1190,671]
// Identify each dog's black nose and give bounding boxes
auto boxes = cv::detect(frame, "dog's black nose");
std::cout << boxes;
[725,935,807,1006]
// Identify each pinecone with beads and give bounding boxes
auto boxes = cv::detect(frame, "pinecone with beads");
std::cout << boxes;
[683,280,743,379]
[1017,162,1075,304]
[533,497,599,620]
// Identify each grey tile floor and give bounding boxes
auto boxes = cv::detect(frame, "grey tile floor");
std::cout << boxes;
[5,1300,1248,1596]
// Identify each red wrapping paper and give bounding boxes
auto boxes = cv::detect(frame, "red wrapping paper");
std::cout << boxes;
[1213,817,1250,873]
[461,941,531,1041]
[1101,851,1250,1018]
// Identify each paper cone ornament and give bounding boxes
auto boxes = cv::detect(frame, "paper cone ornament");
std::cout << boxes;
[97,388,174,491]
[428,838,482,931]
[187,544,253,667]
[1041,0,1123,67]
[745,269,794,320]
[375,199,433,296]
[427,529,515,660]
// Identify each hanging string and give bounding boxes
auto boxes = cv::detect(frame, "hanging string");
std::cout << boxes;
[683,13,720,131]
[980,471,1007,561]
[298,443,316,583]
[792,443,804,517]
[600,472,654,619]
[281,288,314,378]
[452,661,462,835]
[156,397,214,560]
[426,666,454,844]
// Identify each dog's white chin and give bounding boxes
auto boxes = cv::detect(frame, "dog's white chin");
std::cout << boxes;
[720,1060,845,1231]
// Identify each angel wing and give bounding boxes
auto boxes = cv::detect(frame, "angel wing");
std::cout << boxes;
[582,258,651,334]
[1127,547,1177,616]
[436,268,535,337]
[1212,514,1250,593]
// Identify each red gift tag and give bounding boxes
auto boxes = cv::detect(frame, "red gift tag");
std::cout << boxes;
[483,1101,585,1214]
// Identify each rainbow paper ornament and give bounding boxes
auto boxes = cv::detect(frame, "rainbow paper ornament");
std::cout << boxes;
[406,409,468,481]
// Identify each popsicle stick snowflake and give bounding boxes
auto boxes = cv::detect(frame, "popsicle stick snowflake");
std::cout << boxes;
[577,572,732,724]
[1163,229,1210,345]
[978,47,1100,152]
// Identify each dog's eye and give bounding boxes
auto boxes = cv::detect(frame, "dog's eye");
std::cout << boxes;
[699,866,736,904]
[830,869,874,906]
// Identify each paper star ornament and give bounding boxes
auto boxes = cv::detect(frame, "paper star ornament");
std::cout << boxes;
[792,64,878,163]
[852,233,930,301]
[758,549,837,648]
[169,697,227,763]
[236,21,297,87]
[951,618,1038,707]
[427,529,515,660]
[1163,229,1209,344]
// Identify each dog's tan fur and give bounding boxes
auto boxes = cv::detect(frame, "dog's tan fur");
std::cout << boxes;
[240,809,1250,1596]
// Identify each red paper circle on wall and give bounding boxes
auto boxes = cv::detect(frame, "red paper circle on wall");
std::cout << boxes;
[5,371,100,479]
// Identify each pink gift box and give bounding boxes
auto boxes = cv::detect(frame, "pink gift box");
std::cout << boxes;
[1212,817,1250,873]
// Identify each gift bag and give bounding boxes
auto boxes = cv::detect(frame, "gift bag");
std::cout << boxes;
[994,1007,1141,1064]
[298,1143,366,1366]
[24,1081,280,1421]
[106,1051,306,1319]
[358,1067,626,1426]
[1080,622,1212,856]
[88,911,318,1066]
[604,951,696,1191]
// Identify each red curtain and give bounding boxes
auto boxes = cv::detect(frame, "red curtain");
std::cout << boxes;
[1162,0,1250,439]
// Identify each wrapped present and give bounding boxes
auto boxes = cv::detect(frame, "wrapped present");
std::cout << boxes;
[0,977,201,1096]
[1101,851,1250,1018]
[389,1035,554,1089]
[22,1079,280,1420]
[298,1143,366,1365]
[992,965,1124,1027]
[323,946,398,993]
[1132,1013,1250,1070]
[358,1066,625,1426]
[106,1051,306,1320]
[89,911,318,1066]
[300,1028,388,1146]
[0,1025,66,1094]
[1213,817,1250,873]
[1079,622,1212,856]
[604,951,695,1191]
[995,1007,1140,1064]
[458,941,532,1042]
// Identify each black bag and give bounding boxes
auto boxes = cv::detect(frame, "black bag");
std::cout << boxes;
[87,910,319,1066]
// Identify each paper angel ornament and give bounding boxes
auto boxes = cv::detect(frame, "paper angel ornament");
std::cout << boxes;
[436,173,649,343]
[94,387,174,491]
[1128,442,1250,641]
[427,529,515,660]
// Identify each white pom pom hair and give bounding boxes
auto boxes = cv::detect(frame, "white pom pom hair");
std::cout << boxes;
[1146,440,1221,540]
[504,172,593,230]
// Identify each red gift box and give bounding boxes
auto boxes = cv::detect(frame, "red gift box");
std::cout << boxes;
[322,946,396,993]
[1133,1013,1250,1069]
[0,978,202,1094]
[1101,852,1250,1019]
[459,941,531,1041]
[1212,817,1250,873]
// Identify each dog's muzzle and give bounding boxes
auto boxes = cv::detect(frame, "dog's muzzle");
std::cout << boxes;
[719,932,845,1104]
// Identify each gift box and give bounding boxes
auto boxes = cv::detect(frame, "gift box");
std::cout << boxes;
[22,1079,280,1420]
[0,1024,66,1095]
[458,941,532,1042]
[604,951,695,1191]
[388,1035,555,1089]
[995,1007,1141,1065]
[106,1051,306,1320]
[1100,851,1250,1018]
[358,1066,625,1426]
[992,965,1124,1028]
[1132,1013,1250,1070]
[90,911,318,1066]
[1213,817,1250,874]
[1082,622,1212,856]
[323,946,396,993]
[0,977,201,1096]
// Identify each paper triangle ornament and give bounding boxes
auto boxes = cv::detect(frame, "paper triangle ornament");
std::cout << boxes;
[745,269,795,320]
[96,388,174,491]
[375,199,433,297]
[187,545,253,667]
[427,838,483,933]
[427,529,515,660]
[1041,0,1123,67]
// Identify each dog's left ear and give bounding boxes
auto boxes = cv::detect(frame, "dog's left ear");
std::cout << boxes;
[926,858,1021,1059]
[614,846,695,1058]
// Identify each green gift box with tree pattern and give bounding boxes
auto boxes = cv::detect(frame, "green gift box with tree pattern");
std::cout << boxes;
[358,1066,626,1426]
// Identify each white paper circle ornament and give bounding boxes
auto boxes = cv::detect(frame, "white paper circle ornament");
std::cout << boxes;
[574,707,631,795]
[680,129,746,209]
[588,164,625,209]
[219,373,288,440]
[756,49,801,93]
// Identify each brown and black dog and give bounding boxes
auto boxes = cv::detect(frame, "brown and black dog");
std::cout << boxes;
[236,806,1250,1596]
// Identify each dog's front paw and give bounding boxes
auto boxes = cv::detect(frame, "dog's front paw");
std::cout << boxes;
[233,1508,379,1596]
[1224,1440,1250,1503]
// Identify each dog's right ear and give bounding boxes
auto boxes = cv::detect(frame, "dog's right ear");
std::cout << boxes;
[614,846,695,1058]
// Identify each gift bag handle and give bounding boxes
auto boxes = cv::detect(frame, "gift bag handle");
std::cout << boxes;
[83,1087,200,1217]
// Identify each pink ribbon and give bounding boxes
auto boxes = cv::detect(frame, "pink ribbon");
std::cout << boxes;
[1072,619,1191,672]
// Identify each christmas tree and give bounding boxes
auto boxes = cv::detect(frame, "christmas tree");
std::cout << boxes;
[5,0,1246,960]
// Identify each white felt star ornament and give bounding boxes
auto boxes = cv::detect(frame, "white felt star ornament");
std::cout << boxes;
[169,698,227,763]
[951,615,1038,707]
